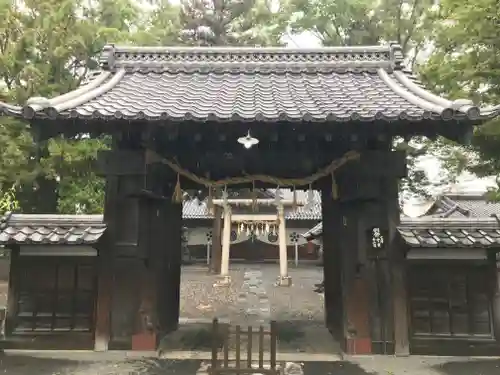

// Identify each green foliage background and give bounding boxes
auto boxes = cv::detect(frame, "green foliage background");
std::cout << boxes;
[0,0,498,213]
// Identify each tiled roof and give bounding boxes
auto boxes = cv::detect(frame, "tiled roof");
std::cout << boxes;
[411,193,500,218]
[303,217,500,248]
[398,217,500,248]
[183,198,213,219]
[0,213,106,245]
[182,189,322,220]
[302,222,323,240]
[2,44,498,122]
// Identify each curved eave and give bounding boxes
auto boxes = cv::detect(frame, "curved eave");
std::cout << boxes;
[0,71,123,121]
[378,69,498,122]
[0,101,22,117]
[390,70,499,122]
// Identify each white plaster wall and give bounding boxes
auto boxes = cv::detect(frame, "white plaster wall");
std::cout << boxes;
[186,226,321,246]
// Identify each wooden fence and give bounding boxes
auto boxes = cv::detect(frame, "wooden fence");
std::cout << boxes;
[210,318,280,375]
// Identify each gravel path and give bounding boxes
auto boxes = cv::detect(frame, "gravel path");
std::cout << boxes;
[179,263,325,324]
[2,352,499,375]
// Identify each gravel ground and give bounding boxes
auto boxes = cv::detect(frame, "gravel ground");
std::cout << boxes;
[179,263,325,324]
[1,352,499,375]
[173,264,336,353]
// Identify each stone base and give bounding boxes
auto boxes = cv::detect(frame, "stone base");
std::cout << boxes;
[275,276,292,287]
[214,275,231,286]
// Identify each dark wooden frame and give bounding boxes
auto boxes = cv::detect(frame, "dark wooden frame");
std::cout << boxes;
[407,260,495,340]
[210,318,279,375]
[8,255,98,335]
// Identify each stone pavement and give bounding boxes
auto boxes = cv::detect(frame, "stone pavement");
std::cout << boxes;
[166,264,340,356]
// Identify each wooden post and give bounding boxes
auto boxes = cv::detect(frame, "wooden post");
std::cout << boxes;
[490,252,500,342]
[387,179,409,356]
[93,173,118,351]
[277,205,291,286]
[321,191,344,341]
[294,242,299,267]
[207,242,211,265]
[4,247,19,337]
[391,247,410,356]
[220,205,231,284]
[211,205,223,273]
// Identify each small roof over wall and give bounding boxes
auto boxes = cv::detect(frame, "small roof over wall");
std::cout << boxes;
[0,213,106,245]
[399,217,500,248]
[1,44,498,124]
[303,217,500,248]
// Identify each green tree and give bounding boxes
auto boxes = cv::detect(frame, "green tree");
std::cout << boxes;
[0,0,155,213]
[288,0,439,196]
[288,0,435,59]
[178,0,287,46]
[420,0,500,196]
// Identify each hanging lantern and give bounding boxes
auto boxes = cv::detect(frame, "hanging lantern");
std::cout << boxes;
[238,131,259,149]
[265,222,270,234]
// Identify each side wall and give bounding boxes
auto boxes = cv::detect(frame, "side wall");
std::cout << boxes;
[406,249,500,356]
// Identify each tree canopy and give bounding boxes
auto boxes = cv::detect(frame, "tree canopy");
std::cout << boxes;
[0,0,499,213]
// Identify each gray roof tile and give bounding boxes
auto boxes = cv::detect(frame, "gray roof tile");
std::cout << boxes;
[398,218,500,248]
[303,216,500,248]
[2,44,497,122]
[416,193,500,218]
[0,213,106,245]
[182,189,322,220]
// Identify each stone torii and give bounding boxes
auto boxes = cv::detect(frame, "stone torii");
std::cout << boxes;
[212,195,303,286]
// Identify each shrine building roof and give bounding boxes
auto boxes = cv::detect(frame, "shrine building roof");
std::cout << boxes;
[0,213,106,245]
[304,217,500,248]
[1,44,499,123]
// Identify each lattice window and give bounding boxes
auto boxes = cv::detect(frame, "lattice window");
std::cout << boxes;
[408,264,493,338]
[13,257,96,333]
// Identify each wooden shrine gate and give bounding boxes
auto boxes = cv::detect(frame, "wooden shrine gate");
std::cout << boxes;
[210,318,281,375]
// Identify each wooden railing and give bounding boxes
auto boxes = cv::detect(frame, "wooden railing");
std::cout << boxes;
[210,318,280,375]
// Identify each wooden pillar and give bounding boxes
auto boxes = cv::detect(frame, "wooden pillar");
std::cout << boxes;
[220,205,231,283]
[490,252,500,342]
[321,155,406,356]
[4,247,19,337]
[386,178,409,356]
[161,201,183,334]
[94,169,118,351]
[391,242,409,356]
[277,205,291,286]
[321,190,344,341]
[94,135,183,351]
[210,205,223,274]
